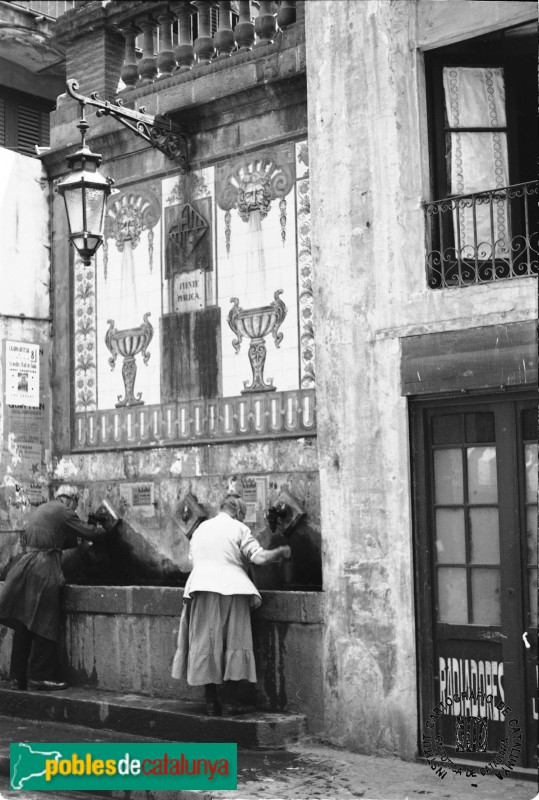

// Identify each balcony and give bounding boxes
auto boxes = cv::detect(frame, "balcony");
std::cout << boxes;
[53,1,302,102]
[423,181,538,289]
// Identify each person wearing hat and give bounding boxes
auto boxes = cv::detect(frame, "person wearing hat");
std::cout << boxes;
[0,485,107,691]
[172,494,291,716]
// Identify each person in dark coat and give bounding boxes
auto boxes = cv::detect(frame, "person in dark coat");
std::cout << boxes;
[0,485,106,691]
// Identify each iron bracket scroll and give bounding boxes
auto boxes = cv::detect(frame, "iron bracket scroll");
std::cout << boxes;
[66,79,190,172]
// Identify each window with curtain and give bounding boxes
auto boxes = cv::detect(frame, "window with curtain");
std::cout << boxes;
[442,66,509,260]
[423,25,537,288]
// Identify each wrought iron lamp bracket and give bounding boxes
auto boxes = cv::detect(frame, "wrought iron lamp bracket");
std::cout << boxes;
[66,79,190,172]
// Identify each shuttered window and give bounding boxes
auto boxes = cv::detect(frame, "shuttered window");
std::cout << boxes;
[0,88,53,156]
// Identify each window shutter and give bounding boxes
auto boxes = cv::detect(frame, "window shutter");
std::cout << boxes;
[17,104,41,156]
[40,109,51,147]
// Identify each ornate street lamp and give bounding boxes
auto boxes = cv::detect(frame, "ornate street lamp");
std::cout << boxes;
[57,77,190,265]
[56,94,113,266]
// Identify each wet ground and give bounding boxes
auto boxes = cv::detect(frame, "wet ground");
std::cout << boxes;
[0,714,535,800]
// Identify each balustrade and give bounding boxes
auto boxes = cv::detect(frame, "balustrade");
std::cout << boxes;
[112,1,297,88]
[423,181,538,288]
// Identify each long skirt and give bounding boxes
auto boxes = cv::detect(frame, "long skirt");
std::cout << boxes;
[171,592,257,685]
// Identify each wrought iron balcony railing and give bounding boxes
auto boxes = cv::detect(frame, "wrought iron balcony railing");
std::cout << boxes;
[423,181,538,289]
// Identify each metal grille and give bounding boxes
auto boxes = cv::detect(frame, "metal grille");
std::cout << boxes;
[423,181,538,288]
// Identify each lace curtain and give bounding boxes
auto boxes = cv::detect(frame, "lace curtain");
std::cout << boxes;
[442,67,510,259]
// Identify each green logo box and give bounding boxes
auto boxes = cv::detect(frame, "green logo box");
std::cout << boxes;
[10,742,237,791]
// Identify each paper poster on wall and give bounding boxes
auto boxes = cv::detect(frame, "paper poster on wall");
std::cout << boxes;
[5,341,40,408]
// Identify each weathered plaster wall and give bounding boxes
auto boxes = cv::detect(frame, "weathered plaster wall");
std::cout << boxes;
[305,0,536,757]
[0,586,324,732]
[55,441,321,590]
[0,149,50,320]
[0,149,51,576]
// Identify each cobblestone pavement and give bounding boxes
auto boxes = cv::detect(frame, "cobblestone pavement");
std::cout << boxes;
[223,741,537,800]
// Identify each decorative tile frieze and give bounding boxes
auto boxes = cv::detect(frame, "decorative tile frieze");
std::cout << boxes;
[295,140,315,388]
[216,147,295,255]
[73,389,316,450]
[104,186,161,278]
[74,257,98,412]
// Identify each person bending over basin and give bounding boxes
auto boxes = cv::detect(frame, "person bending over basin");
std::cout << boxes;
[172,494,291,716]
[0,485,107,691]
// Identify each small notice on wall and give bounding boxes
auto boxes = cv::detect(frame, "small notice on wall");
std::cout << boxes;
[119,482,156,516]
[6,341,40,408]
[241,477,267,524]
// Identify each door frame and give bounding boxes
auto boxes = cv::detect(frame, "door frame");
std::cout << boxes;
[410,388,536,768]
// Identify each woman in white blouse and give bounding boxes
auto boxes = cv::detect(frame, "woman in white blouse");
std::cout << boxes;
[172,494,291,716]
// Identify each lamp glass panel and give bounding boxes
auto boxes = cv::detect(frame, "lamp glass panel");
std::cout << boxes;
[63,188,84,234]
[84,185,107,234]
[71,234,101,256]
[86,234,101,252]
[70,234,87,254]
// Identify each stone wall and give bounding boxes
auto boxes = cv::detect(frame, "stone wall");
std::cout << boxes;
[0,149,51,578]
[0,585,324,732]
[56,443,322,590]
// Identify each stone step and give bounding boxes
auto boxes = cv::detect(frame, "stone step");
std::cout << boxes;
[0,682,305,750]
